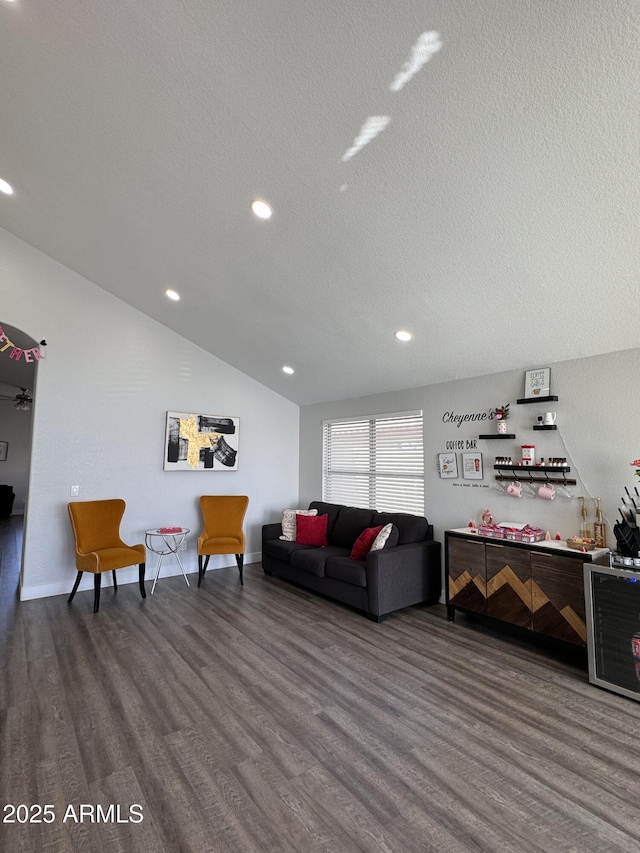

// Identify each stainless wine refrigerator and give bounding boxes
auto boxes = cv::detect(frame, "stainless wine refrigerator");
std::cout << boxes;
[584,562,640,703]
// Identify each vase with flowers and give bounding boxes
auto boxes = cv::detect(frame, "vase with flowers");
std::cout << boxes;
[630,458,640,478]
[491,403,511,434]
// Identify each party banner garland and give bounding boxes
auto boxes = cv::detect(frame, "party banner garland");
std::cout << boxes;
[0,325,44,363]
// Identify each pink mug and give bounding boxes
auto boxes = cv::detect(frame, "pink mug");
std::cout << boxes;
[507,482,523,498]
[538,483,556,500]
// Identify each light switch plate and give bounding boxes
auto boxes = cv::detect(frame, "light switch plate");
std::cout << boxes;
[70,485,79,497]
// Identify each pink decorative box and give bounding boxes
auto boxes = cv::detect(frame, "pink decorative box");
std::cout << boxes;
[478,524,505,539]
[502,526,545,543]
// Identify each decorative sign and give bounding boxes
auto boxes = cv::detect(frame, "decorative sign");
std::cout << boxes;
[462,452,483,480]
[445,438,477,451]
[0,326,44,363]
[438,452,458,479]
[524,367,551,398]
[442,409,492,429]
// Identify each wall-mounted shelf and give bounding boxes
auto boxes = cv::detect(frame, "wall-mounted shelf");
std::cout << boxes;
[478,433,516,440]
[494,465,570,473]
[493,464,575,486]
[533,425,557,431]
[516,395,559,405]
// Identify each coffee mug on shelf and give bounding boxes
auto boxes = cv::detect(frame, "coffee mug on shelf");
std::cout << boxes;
[538,483,556,500]
[543,412,557,425]
[507,481,523,498]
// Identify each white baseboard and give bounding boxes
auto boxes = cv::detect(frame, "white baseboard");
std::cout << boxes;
[20,550,262,601]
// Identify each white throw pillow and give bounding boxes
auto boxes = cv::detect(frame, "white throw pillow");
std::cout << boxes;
[279,508,318,541]
[370,522,395,551]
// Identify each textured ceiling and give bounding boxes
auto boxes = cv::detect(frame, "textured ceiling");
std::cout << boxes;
[1,1,639,405]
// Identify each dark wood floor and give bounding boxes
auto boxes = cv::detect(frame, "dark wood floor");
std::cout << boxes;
[2,517,640,852]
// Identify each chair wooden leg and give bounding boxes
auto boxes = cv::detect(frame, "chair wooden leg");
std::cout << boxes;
[139,563,146,599]
[112,570,118,591]
[68,571,83,603]
[198,555,211,587]
[93,574,102,613]
[235,553,244,585]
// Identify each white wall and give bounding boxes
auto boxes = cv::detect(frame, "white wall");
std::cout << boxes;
[1,227,300,600]
[300,349,640,594]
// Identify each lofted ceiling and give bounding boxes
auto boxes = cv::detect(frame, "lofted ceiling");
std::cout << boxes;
[1,1,639,405]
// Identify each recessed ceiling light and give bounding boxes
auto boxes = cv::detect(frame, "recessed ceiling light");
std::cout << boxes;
[165,289,180,301]
[394,330,413,342]
[282,365,295,375]
[250,198,273,220]
[0,178,14,195]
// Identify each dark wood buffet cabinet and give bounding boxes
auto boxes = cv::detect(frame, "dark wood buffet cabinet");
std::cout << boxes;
[445,529,609,646]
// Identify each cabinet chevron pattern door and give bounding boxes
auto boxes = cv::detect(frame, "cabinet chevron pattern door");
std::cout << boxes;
[449,561,587,644]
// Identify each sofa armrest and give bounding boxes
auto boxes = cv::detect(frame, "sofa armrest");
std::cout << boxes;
[365,540,442,617]
[262,522,283,543]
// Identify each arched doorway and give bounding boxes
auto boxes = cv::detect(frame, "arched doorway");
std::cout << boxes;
[0,322,38,523]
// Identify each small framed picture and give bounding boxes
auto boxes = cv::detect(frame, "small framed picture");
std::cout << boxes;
[438,452,458,479]
[524,367,551,399]
[462,452,483,480]
[0,442,7,462]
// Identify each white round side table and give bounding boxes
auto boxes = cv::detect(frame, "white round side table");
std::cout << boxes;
[145,527,191,595]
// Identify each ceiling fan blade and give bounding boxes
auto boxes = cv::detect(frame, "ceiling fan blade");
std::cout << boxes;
[0,386,33,405]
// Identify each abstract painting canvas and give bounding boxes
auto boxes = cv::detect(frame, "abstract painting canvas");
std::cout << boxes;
[164,412,240,471]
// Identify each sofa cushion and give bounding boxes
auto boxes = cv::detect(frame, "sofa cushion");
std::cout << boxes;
[308,501,344,541]
[290,545,347,577]
[296,513,328,546]
[279,508,317,541]
[371,523,399,551]
[350,526,383,560]
[263,538,316,564]
[326,556,367,588]
[331,506,375,548]
[372,511,428,545]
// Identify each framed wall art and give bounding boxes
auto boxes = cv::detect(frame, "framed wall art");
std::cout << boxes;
[524,367,551,399]
[0,441,7,462]
[462,452,483,480]
[164,412,239,471]
[438,452,458,479]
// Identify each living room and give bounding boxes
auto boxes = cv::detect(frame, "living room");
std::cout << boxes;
[2,2,640,851]
[3,235,634,603]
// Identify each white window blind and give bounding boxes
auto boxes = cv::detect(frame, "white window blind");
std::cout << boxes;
[322,411,424,515]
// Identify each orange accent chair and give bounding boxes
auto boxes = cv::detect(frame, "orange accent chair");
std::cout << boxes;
[68,499,146,613]
[197,495,249,587]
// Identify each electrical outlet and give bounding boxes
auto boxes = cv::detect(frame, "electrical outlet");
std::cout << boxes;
[70,485,79,497]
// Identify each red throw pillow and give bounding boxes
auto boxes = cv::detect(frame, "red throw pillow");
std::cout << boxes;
[295,513,328,546]
[350,525,383,561]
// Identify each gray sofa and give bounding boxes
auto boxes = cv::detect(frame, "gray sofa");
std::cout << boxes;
[261,501,441,621]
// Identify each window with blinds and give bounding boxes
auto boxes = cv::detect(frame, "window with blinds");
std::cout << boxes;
[322,411,424,515]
